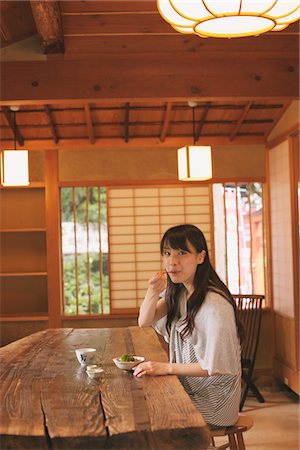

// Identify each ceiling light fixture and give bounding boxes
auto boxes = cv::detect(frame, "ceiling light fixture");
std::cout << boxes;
[177,101,212,181]
[157,0,300,38]
[1,106,30,187]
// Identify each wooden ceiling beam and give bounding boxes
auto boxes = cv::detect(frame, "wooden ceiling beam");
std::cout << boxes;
[195,102,211,142]
[1,56,298,103]
[4,103,286,112]
[44,104,59,144]
[30,0,64,54]
[0,136,266,150]
[0,118,274,130]
[229,101,252,141]
[160,102,173,142]
[124,102,130,143]
[1,106,24,147]
[84,103,95,144]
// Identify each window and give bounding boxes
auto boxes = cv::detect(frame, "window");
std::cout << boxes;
[213,182,265,295]
[60,187,109,315]
[107,185,211,311]
[60,184,211,315]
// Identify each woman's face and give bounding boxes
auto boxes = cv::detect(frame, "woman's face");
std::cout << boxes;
[162,239,205,290]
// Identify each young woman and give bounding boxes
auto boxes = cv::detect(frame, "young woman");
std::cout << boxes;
[134,224,242,428]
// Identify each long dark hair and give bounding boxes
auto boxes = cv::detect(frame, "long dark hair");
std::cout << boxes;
[160,224,243,341]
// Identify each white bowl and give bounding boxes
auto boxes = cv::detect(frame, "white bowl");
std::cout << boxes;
[113,356,145,371]
[75,348,97,365]
[86,367,104,379]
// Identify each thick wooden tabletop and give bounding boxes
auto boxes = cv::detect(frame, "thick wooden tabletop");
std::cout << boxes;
[0,327,210,450]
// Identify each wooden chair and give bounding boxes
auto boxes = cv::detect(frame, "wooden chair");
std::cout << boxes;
[210,414,254,450]
[234,295,265,410]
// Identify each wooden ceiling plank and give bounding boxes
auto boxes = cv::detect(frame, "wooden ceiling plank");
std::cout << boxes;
[59,1,157,14]
[1,106,24,147]
[84,103,96,144]
[159,102,173,142]
[30,0,64,54]
[195,102,211,141]
[0,1,36,47]
[62,11,299,45]
[124,103,130,143]
[44,104,59,144]
[62,34,299,58]
[1,56,299,102]
[61,13,171,36]
[229,101,252,141]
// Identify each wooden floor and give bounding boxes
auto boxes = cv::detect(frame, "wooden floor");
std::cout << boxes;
[213,385,299,450]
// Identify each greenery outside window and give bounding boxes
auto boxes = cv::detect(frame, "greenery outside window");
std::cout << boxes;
[60,187,109,315]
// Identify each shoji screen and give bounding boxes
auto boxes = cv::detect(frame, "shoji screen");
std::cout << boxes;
[269,142,294,316]
[269,137,299,393]
[107,185,211,312]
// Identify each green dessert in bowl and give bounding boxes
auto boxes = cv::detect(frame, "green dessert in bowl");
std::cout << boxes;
[119,354,136,362]
[113,354,145,370]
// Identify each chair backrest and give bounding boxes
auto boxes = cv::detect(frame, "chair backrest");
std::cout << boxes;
[233,295,265,370]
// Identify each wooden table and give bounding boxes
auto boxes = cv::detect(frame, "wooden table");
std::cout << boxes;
[0,327,210,449]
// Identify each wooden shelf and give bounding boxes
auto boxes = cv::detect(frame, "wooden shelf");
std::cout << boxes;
[0,276,48,315]
[0,315,49,322]
[0,272,47,277]
[0,228,46,233]
[1,232,47,273]
[0,187,48,317]
[0,187,46,229]
[0,182,45,189]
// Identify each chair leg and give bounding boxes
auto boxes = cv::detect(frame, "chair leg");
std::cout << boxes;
[247,378,265,403]
[228,433,238,450]
[236,432,246,450]
[240,371,265,410]
[240,383,249,411]
[210,436,229,449]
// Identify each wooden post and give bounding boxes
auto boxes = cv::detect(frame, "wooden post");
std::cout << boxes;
[45,149,62,327]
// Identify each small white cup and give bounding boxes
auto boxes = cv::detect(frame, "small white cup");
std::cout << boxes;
[75,348,97,365]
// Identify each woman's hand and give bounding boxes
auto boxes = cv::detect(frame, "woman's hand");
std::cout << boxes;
[133,360,171,377]
[138,271,167,327]
[148,271,167,296]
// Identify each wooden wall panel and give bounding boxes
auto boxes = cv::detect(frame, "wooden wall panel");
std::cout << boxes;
[59,145,265,183]
[274,312,297,370]
[267,101,299,143]
[59,147,177,182]
[213,145,265,179]
[273,312,299,393]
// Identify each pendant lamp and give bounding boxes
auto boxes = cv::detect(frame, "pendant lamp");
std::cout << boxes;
[1,106,30,186]
[157,0,300,38]
[177,101,212,181]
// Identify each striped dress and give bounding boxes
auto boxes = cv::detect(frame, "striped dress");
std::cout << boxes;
[154,290,241,427]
